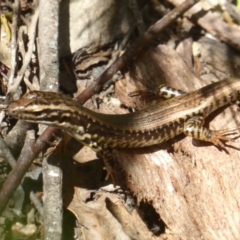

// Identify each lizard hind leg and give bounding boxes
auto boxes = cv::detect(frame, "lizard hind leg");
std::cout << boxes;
[97,149,115,182]
[183,115,240,148]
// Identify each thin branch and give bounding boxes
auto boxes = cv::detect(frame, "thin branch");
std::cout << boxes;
[30,191,44,218]
[0,127,59,214]
[8,5,39,94]
[170,0,240,51]
[8,0,19,87]
[0,135,16,168]
[38,0,61,238]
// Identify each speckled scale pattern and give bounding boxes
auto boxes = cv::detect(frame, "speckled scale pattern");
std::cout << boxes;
[7,78,240,151]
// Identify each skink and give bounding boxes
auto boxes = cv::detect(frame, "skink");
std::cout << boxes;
[7,78,240,154]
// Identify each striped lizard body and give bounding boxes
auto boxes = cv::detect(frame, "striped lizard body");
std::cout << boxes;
[7,78,240,154]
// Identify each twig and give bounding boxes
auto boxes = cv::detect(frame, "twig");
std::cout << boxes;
[0,126,59,214]
[8,5,39,94]
[0,135,16,168]
[38,0,61,238]
[8,0,19,87]
[169,0,240,51]
[17,25,27,60]
[24,76,36,90]
[30,191,44,218]
[0,111,5,126]
[42,155,63,239]
[38,0,59,91]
